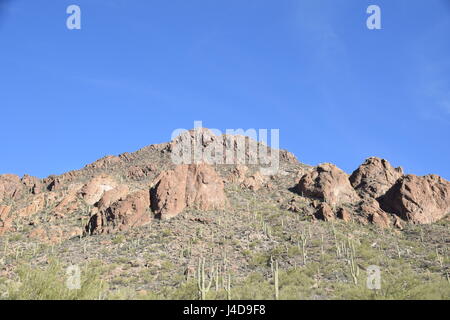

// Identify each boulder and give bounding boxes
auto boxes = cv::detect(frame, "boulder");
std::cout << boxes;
[337,207,351,222]
[241,171,266,191]
[350,157,403,199]
[87,189,151,234]
[80,175,117,205]
[96,185,130,210]
[282,197,304,213]
[296,163,359,206]
[358,199,391,228]
[229,165,266,191]
[314,202,335,221]
[0,205,13,235]
[0,174,23,200]
[151,164,227,219]
[380,174,450,224]
[229,165,249,183]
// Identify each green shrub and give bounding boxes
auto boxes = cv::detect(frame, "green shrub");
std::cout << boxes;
[4,259,107,300]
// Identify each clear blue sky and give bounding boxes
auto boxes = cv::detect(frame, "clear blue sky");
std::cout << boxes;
[0,0,449,179]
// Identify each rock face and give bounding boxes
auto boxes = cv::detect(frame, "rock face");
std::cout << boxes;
[337,207,351,222]
[0,205,13,235]
[151,164,227,219]
[85,155,122,170]
[356,199,391,228]
[241,171,266,191]
[0,174,23,200]
[315,203,335,221]
[380,174,450,224]
[21,174,42,194]
[80,175,117,205]
[2,129,450,243]
[229,165,249,183]
[97,185,130,210]
[126,165,155,180]
[87,190,151,234]
[296,163,359,206]
[229,165,266,191]
[53,189,83,217]
[350,157,403,199]
[16,194,47,217]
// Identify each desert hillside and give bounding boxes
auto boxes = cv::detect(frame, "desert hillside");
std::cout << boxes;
[0,129,449,299]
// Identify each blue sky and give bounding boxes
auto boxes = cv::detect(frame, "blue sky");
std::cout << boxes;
[0,0,449,179]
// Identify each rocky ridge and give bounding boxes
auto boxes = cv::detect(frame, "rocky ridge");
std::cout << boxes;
[0,129,449,244]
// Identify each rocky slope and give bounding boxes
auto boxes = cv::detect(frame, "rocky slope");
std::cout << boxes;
[0,128,449,300]
[0,129,449,243]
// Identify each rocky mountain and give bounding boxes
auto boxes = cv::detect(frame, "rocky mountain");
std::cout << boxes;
[1,128,448,243]
[0,128,449,299]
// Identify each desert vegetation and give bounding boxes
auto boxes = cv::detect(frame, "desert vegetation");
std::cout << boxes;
[0,130,449,300]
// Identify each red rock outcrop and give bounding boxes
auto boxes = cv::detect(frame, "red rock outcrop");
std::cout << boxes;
[296,163,359,206]
[314,203,335,221]
[241,171,266,191]
[337,207,351,222]
[229,165,266,191]
[96,185,130,210]
[169,127,285,170]
[126,165,156,180]
[229,165,249,183]
[85,155,122,170]
[87,190,151,234]
[53,190,82,217]
[357,199,391,228]
[350,157,403,199]
[16,194,47,217]
[21,174,42,194]
[380,174,450,224]
[0,205,13,235]
[151,164,227,219]
[80,175,117,205]
[0,174,23,200]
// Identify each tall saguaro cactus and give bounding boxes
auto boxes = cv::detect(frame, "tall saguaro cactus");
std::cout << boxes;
[197,257,214,300]
[225,273,232,300]
[298,228,308,265]
[347,239,360,285]
[272,260,279,300]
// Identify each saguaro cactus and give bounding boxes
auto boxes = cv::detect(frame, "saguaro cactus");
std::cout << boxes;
[298,229,308,265]
[224,273,232,300]
[197,257,214,300]
[272,260,279,300]
[346,239,359,285]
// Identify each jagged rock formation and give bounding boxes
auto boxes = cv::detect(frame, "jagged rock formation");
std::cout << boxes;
[0,205,12,235]
[88,190,152,234]
[151,163,227,219]
[296,163,359,206]
[350,157,403,199]
[0,129,449,243]
[379,174,450,224]
[80,175,119,206]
